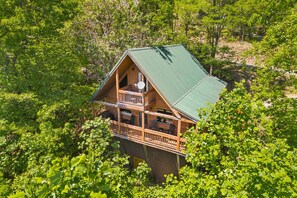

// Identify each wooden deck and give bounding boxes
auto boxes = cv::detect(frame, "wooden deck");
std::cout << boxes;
[110,120,186,155]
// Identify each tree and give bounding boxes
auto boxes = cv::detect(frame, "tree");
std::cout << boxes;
[69,0,175,84]
[9,117,151,197]
[251,7,297,147]
[139,82,297,197]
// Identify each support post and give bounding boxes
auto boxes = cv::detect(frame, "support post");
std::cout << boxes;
[143,145,150,167]
[177,119,181,150]
[141,73,145,142]
[176,154,180,179]
[116,70,121,134]
[142,112,145,142]
[116,70,119,102]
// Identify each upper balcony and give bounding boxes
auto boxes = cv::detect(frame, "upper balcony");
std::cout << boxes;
[118,84,156,110]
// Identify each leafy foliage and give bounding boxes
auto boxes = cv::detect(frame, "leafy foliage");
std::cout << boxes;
[0,0,296,196]
[9,117,151,197]
[140,83,297,197]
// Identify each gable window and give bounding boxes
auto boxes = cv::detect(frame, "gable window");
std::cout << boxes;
[119,74,128,88]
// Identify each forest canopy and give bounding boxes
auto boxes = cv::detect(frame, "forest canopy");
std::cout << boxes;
[0,0,296,197]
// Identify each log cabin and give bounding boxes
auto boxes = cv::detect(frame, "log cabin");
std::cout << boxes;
[91,44,226,182]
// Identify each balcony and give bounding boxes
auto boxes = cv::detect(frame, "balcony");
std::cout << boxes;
[110,120,186,154]
[118,85,156,109]
[119,90,143,105]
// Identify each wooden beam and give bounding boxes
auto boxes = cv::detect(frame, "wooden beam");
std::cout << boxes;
[142,92,145,107]
[93,101,117,108]
[171,108,181,119]
[116,69,121,134]
[143,145,150,167]
[117,102,144,111]
[117,108,121,134]
[144,128,178,140]
[176,155,180,179]
[116,70,119,101]
[144,110,179,120]
[177,119,181,150]
[93,100,145,112]
[181,118,196,124]
[118,89,143,96]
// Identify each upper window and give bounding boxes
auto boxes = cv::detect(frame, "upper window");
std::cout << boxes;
[119,74,128,88]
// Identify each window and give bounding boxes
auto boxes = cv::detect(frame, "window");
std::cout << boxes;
[156,108,172,123]
[133,156,144,168]
[119,75,128,88]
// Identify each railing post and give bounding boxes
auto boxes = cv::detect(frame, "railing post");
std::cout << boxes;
[116,70,121,134]
[177,119,181,150]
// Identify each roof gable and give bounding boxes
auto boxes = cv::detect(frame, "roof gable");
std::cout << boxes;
[128,45,208,105]
[91,44,227,121]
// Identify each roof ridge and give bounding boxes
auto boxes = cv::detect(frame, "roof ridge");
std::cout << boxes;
[173,75,210,105]
[128,44,183,52]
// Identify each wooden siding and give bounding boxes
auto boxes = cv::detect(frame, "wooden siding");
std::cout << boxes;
[127,63,139,87]
[154,91,171,110]
[105,85,117,104]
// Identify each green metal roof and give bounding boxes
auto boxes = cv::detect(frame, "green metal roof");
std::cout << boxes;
[92,44,227,121]
[128,45,208,105]
[174,76,227,120]
[128,44,226,121]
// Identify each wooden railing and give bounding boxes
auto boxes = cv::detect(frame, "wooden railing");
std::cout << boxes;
[110,121,118,131]
[118,89,156,107]
[144,128,178,149]
[110,120,142,140]
[180,138,186,150]
[110,120,185,153]
[119,90,143,105]
[120,123,142,139]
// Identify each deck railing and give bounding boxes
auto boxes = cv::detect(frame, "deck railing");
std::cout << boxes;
[119,90,143,105]
[118,89,156,107]
[110,120,185,153]
[180,138,186,150]
[144,128,178,149]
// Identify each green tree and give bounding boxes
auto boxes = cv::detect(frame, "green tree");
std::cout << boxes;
[69,0,175,85]
[139,82,297,197]
[10,117,151,197]
[252,7,297,146]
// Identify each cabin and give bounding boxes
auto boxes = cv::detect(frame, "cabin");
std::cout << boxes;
[91,44,226,182]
